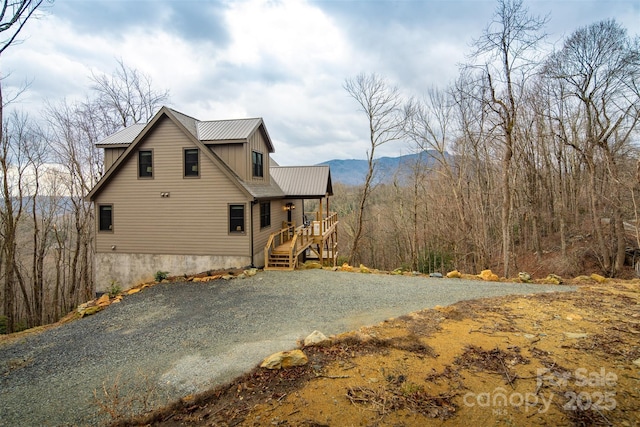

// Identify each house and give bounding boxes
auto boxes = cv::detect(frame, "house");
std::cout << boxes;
[86,107,336,292]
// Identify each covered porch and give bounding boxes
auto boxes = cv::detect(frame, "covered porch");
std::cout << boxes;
[264,165,336,270]
[264,210,338,270]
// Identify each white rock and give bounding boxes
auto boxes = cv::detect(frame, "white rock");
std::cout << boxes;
[304,330,331,347]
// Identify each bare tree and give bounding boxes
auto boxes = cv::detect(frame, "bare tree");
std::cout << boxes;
[468,0,548,277]
[543,19,640,276]
[89,58,169,132]
[0,0,46,333]
[344,73,404,266]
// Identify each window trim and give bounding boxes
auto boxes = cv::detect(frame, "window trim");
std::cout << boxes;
[229,204,246,234]
[260,201,271,229]
[98,204,113,233]
[138,149,153,179]
[252,150,264,178]
[184,148,200,178]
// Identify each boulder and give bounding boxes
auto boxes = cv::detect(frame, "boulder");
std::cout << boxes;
[96,294,111,307]
[479,269,499,282]
[359,264,371,273]
[518,272,531,283]
[590,273,607,283]
[429,272,443,278]
[244,268,258,277]
[541,274,563,285]
[446,270,462,279]
[260,349,308,370]
[304,330,331,347]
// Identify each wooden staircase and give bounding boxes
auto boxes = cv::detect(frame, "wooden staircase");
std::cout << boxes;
[264,213,339,271]
[267,250,296,270]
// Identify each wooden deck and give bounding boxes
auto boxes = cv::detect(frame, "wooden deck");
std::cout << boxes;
[264,212,338,270]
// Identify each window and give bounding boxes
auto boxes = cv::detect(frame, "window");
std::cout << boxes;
[229,205,245,233]
[99,205,113,232]
[260,202,271,228]
[138,150,153,178]
[184,148,199,177]
[252,151,263,177]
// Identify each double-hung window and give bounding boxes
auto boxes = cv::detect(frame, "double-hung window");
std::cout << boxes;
[252,151,263,178]
[229,204,245,233]
[184,148,199,177]
[260,202,271,228]
[138,150,153,178]
[99,205,113,232]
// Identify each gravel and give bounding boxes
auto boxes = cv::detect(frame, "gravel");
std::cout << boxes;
[0,269,574,426]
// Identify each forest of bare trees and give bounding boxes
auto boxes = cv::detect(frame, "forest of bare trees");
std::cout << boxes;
[1,0,639,333]
[340,2,640,280]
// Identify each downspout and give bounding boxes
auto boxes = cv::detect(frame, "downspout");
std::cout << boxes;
[250,199,257,268]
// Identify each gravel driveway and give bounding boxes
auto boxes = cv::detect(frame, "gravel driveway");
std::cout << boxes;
[0,269,573,426]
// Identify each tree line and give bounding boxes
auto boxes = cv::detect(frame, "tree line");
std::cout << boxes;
[1,58,169,332]
[339,1,640,280]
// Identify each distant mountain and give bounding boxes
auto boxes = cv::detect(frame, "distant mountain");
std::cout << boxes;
[318,150,448,186]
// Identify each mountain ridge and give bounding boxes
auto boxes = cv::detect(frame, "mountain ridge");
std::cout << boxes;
[318,150,447,186]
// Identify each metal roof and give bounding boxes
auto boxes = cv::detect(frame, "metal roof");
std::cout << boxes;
[94,111,267,147]
[167,108,198,138]
[96,123,146,146]
[197,118,263,141]
[270,166,333,197]
[240,180,285,200]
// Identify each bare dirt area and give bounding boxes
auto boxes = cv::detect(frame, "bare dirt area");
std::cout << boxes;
[118,278,640,427]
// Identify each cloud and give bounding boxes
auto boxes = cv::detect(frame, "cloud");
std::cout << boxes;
[2,0,639,167]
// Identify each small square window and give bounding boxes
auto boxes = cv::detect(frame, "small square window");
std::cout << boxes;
[138,150,153,178]
[184,148,199,177]
[99,205,113,232]
[229,204,245,233]
[260,202,271,228]
[252,151,263,178]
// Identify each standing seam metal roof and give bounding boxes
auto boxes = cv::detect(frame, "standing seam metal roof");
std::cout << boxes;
[270,166,332,197]
[197,118,263,141]
[96,123,146,146]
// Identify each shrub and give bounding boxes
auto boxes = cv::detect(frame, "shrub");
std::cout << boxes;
[154,270,169,282]
[108,281,122,298]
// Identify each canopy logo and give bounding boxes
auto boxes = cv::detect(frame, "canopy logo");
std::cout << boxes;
[463,367,618,414]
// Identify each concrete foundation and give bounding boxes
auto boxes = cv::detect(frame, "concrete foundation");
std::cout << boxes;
[95,252,253,292]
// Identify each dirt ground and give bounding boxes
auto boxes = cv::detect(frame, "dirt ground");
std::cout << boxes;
[121,276,640,427]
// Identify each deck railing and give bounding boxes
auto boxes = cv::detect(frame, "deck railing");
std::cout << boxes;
[265,212,338,269]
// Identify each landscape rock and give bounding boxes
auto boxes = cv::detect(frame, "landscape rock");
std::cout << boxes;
[633,358,640,368]
[429,272,443,278]
[541,274,563,285]
[244,268,258,277]
[359,264,371,273]
[260,349,308,370]
[304,330,331,347]
[566,313,583,321]
[80,306,102,317]
[590,273,607,283]
[446,270,462,279]
[222,274,234,280]
[479,269,499,282]
[96,294,111,307]
[518,272,531,283]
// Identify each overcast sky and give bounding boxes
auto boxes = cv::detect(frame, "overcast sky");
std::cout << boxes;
[3,0,639,166]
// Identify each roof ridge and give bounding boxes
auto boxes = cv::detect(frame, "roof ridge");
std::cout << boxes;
[199,117,262,123]
[166,107,200,123]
